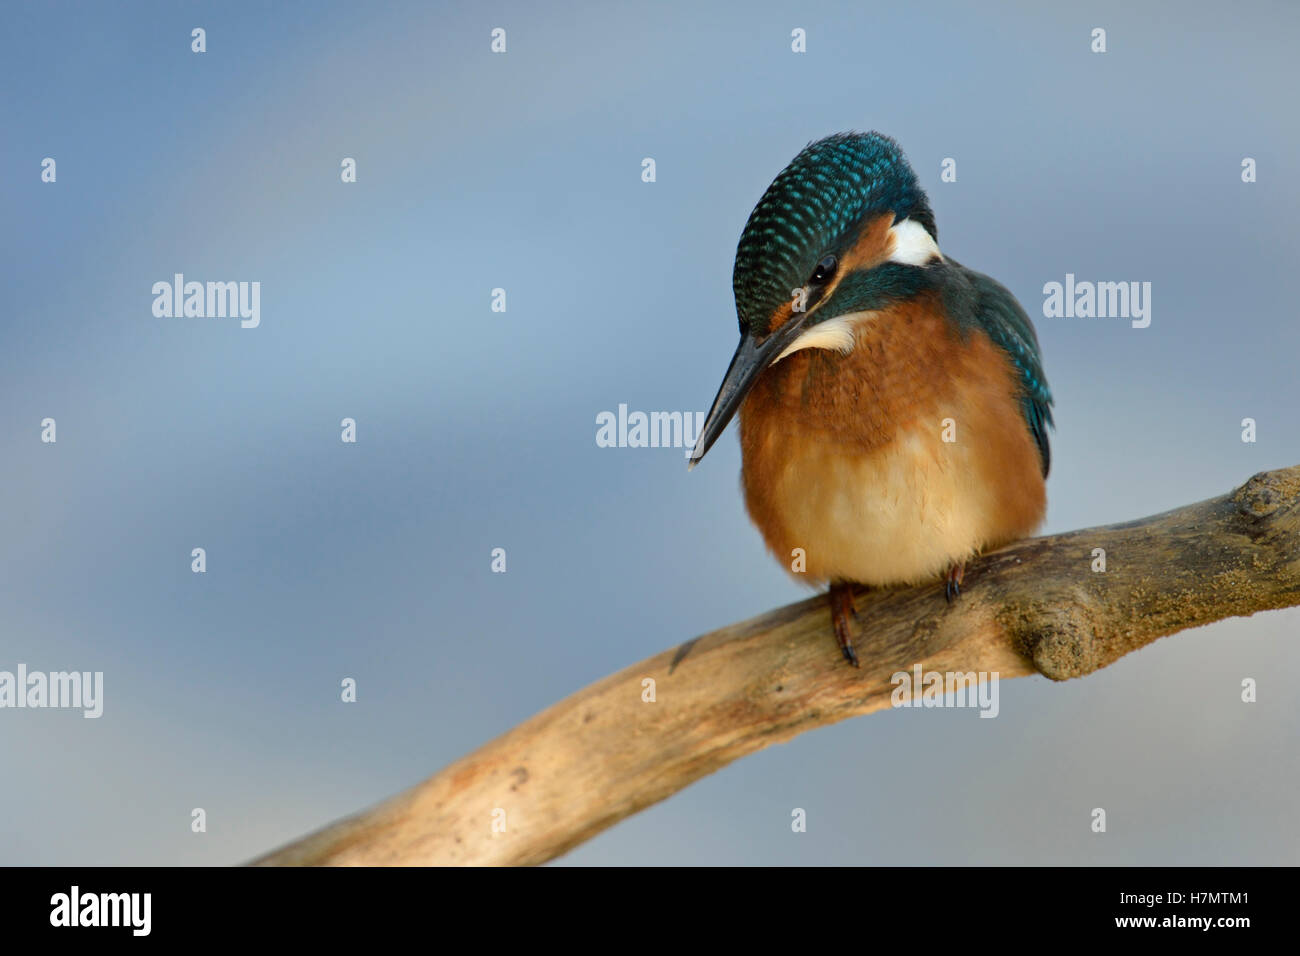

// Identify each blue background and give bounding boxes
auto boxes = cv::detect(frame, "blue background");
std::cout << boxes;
[2,0,1298,864]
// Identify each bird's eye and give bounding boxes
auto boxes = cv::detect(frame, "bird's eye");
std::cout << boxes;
[809,255,838,285]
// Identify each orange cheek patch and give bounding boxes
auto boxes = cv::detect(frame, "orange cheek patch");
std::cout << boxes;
[766,300,798,335]
[837,212,897,275]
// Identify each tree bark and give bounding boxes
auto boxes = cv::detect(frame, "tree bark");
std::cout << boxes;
[251,464,1300,866]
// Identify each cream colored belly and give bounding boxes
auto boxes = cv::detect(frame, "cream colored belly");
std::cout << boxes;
[747,426,1013,587]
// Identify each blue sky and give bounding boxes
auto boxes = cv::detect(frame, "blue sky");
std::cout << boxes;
[2,0,1298,865]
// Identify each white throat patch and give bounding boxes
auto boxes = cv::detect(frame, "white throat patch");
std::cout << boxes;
[774,311,874,363]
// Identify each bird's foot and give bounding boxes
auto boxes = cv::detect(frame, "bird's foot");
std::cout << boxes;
[828,581,860,667]
[944,561,966,603]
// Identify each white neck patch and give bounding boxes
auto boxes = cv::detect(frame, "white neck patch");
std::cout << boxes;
[887,218,942,266]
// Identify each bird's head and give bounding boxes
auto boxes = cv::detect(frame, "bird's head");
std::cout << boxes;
[689,131,942,467]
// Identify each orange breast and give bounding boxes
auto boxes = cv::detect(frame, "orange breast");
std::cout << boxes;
[738,296,1046,586]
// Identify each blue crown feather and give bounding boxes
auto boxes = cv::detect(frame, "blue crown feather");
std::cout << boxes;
[732,131,935,333]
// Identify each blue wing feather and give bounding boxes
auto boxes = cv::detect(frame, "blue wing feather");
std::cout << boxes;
[950,264,1054,477]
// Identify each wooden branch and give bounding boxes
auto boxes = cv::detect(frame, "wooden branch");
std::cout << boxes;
[252,464,1300,866]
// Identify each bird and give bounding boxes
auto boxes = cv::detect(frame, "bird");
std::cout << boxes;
[688,131,1053,667]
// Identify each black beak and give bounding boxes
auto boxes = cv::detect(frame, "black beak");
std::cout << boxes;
[688,314,811,469]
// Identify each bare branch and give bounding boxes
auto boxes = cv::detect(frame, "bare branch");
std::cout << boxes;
[251,464,1300,866]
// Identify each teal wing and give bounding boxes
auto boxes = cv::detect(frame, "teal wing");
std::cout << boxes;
[955,265,1054,477]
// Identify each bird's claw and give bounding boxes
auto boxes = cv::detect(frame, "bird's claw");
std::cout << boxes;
[944,562,966,604]
[829,582,861,667]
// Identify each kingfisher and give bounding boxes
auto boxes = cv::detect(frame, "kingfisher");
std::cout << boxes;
[688,132,1053,667]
